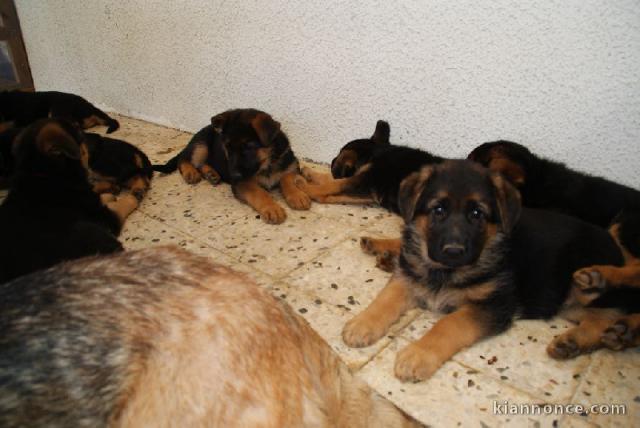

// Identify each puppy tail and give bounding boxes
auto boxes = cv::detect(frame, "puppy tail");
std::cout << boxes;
[152,154,179,174]
[93,108,120,133]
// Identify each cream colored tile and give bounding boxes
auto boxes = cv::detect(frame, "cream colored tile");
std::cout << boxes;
[204,210,353,278]
[402,314,589,403]
[572,348,640,427]
[284,237,393,308]
[358,337,564,427]
[141,172,252,231]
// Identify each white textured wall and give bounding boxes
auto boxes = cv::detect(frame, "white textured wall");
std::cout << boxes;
[14,0,640,187]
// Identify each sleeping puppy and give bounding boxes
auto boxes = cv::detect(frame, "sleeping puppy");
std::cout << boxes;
[0,119,138,283]
[0,90,120,133]
[153,108,311,224]
[82,132,153,201]
[342,160,639,382]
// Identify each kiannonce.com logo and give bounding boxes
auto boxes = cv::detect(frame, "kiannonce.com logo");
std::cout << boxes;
[493,401,627,416]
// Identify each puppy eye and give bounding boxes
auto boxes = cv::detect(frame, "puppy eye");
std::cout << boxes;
[469,208,485,220]
[433,205,446,217]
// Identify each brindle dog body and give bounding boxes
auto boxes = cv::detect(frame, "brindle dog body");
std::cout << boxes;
[0,246,420,428]
[0,90,119,133]
[0,119,138,283]
[468,140,640,345]
[342,160,639,382]
[153,109,310,224]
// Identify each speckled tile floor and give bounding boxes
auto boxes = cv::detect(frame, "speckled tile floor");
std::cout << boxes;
[2,114,638,427]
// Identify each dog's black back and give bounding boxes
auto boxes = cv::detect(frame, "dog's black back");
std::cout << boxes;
[0,91,119,133]
[0,119,122,283]
[83,132,152,183]
[468,140,640,228]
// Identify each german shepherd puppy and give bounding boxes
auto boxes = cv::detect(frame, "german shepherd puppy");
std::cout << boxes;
[0,119,138,283]
[82,132,153,201]
[342,160,640,383]
[0,246,420,428]
[468,141,640,331]
[0,90,120,133]
[153,109,311,224]
[297,120,444,211]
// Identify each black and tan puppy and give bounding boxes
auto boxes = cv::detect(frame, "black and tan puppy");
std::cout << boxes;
[82,132,153,201]
[0,119,138,283]
[298,120,444,211]
[153,108,310,224]
[0,90,120,133]
[342,160,639,382]
[0,246,420,428]
[468,140,640,335]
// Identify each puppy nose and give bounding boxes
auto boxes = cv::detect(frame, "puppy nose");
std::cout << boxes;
[442,244,465,257]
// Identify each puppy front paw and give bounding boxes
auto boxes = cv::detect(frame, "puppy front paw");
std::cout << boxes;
[547,334,582,360]
[342,314,387,348]
[394,343,441,382]
[258,203,287,224]
[285,189,311,210]
[601,315,640,350]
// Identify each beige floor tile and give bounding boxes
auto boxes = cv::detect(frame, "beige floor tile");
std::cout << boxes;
[570,348,640,427]
[358,337,572,427]
[402,314,591,403]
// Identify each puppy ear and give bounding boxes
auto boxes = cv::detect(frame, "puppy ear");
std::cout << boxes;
[371,120,390,145]
[36,122,81,160]
[251,113,281,145]
[398,165,434,223]
[488,157,526,187]
[490,172,522,233]
[211,112,228,134]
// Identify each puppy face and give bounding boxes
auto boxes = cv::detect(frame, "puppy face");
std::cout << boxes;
[399,160,521,268]
[331,120,390,178]
[467,141,532,187]
[211,109,280,183]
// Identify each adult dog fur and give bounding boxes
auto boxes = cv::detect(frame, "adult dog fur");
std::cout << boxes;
[0,119,138,283]
[0,246,420,428]
[153,109,311,224]
[0,90,119,133]
[342,160,640,383]
[468,140,640,340]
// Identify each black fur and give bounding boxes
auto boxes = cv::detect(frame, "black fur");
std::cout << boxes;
[0,119,122,284]
[0,90,119,133]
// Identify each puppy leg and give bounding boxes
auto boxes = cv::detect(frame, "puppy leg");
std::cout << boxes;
[394,305,489,382]
[178,159,202,184]
[280,171,311,210]
[547,309,620,359]
[572,263,640,305]
[343,273,415,347]
[105,193,139,225]
[360,237,402,272]
[295,172,373,204]
[126,175,150,202]
[601,313,640,350]
[233,178,287,224]
[300,166,333,185]
[199,164,221,185]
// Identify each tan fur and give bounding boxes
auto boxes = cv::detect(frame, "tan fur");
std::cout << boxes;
[548,309,622,359]
[190,143,209,168]
[342,273,416,348]
[178,159,203,184]
[125,175,150,198]
[488,157,526,186]
[82,115,101,129]
[280,170,311,210]
[296,164,372,204]
[69,247,418,428]
[234,177,287,224]
[395,305,487,382]
[105,193,139,226]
